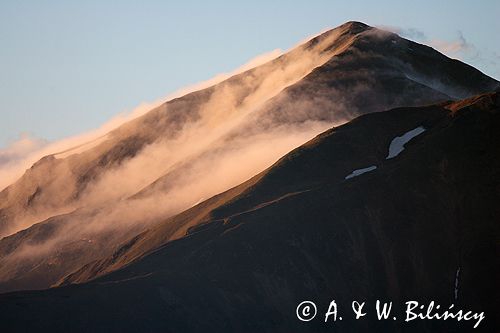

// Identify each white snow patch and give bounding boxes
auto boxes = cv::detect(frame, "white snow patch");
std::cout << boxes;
[345,165,377,180]
[386,126,426,159]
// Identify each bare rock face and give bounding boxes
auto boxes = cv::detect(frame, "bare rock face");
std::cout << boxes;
[0,21,498,298]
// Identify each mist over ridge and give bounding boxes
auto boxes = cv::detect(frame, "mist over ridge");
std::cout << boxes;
[0,21,498,294]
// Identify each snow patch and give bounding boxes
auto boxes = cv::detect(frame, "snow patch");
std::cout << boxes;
[345,165,377,180]
[386,126,426,159]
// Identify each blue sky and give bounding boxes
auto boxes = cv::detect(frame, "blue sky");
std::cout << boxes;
[1,0,499,148]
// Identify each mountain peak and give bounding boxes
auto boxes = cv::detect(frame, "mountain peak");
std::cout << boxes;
[0,19,498,296]
[338,20,370,32]
[323,21,371,38]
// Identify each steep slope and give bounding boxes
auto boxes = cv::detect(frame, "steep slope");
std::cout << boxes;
[1,92,498,332]
[0,21,361,237]
[0,21,498,294]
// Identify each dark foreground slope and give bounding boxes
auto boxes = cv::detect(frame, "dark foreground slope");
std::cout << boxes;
[1,92,499,332]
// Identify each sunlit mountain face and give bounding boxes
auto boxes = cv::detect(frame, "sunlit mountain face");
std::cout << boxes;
[0,22,498,331]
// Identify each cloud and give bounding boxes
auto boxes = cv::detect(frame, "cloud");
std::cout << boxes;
[67,32,343,208]
[378,25,491,70]
[0,27,354,284]
[0,48,284,191]
[1,26,349,241]
[0,134,49,189]
[377,25,427,41]
[0,133,48,167]
[429,31,478,60]
[378,25,481,63]
[428,32,499,80]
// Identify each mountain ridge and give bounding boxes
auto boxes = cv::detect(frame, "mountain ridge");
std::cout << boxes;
[0,21,498,295]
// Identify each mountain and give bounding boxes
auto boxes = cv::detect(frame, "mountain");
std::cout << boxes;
[0,91,498,332]
[0,21,498,294]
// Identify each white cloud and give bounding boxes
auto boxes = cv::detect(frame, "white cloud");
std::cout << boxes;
[429,31,478,60]
[0,48,284,191]
[0,133,48,167]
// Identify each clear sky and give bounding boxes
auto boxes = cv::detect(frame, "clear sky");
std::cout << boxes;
[1,0,499,149]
